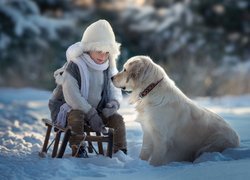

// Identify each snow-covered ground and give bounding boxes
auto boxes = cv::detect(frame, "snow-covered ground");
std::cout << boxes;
[0,88,250,180]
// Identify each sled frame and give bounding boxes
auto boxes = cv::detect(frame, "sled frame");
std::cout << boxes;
[39,118,114,158]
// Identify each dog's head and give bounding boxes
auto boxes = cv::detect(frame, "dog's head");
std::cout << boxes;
[112,56,165,91]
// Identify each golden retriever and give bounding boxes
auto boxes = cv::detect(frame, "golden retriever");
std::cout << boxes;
[112,56,240,166]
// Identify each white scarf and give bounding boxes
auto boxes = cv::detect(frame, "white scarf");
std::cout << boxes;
[55,53,109,128]
[70,53,109,98]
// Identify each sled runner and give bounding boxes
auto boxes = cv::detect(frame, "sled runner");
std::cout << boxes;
[39,118,114,158]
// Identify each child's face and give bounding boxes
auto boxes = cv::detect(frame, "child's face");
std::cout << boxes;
[89,51,109,64]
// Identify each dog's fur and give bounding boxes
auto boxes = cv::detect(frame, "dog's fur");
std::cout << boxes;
[112,56,240,166]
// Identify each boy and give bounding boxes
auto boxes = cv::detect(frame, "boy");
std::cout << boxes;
[49,19,127,157]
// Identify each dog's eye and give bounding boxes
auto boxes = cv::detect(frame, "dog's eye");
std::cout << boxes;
[123,68,126,72]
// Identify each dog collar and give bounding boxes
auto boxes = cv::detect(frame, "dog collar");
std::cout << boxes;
[139,77,164,99]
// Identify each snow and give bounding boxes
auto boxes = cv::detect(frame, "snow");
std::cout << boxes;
[0,0,73,39]
[237,1,248,9]
[0,33,11,50]
[0,88,250,180]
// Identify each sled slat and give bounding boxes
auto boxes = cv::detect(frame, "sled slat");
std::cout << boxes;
[96,132,104,155]
[57,128,71,158]
[52,131,61,158]
[41,123,52,153]
[107,129,114,158]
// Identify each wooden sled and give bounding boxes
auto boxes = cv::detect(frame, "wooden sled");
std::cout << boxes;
[39,118,114,158]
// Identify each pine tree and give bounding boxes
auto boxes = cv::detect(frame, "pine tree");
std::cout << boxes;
[0,0,74,88]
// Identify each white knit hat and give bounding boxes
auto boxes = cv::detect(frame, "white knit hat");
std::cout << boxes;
[66,19,120,68]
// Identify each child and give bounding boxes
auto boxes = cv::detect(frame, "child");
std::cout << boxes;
[49,19,127,157]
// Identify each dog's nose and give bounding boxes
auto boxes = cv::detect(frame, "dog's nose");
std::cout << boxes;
[111,76,114,81]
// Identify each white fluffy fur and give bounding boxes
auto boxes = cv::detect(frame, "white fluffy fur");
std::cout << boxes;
[112,56,240,166]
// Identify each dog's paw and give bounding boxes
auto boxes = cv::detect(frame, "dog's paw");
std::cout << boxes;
[149,157,165,166]
[139,150,150,161]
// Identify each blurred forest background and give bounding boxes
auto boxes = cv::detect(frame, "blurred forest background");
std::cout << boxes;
[0,0,250,97]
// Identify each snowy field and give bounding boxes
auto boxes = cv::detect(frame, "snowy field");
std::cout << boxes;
[0,88,250,180]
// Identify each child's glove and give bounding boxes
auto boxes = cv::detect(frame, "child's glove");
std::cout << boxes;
[86,108,104,132]
[102,100,120,118]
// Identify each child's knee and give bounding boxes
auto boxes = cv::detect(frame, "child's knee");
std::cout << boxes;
[67,110,85,133]
[68,110,85,123]
[111,114,125,127]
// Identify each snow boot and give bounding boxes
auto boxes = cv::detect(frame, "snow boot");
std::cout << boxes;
[71,144,88,158]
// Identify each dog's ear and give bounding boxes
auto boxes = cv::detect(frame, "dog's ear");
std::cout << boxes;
[128,60,144,81]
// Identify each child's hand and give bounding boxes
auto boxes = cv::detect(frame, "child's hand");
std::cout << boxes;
[87,108,104,132]
[102,100,119,118]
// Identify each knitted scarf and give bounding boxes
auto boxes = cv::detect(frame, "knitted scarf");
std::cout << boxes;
[71,53,109,98]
